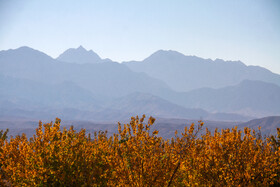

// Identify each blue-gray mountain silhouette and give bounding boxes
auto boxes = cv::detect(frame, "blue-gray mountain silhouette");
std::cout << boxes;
[57,45,105,64]
[0,46,279,121]
[239,116,280,135]
[124,50,280,92]
[0,46,169,97]
[169,80,280,118]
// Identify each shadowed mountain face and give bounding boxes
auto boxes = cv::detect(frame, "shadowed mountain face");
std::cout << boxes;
[57,46,104,64]
[124,50,280,92]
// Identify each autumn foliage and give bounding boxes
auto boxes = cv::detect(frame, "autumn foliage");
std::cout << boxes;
[0,115,279,186]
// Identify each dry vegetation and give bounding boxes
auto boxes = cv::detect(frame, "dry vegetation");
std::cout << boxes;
[0,115,279,186]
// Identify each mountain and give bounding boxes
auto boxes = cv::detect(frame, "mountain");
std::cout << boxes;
[0,46,278,122]
[106,92,209,119]
[0,74,101,111]
[0,74,250,121]
[57,46,105,64]
[0,46,170,97]
[170,80,280,117]
[239,116,280,135]
[124,50,280,92]
[0,46,58,82]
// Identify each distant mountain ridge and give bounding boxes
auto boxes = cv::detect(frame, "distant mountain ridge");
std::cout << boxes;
[0,73,250,122]
[0,46,170,97]
[57,46,107,64]
[169,80,280,118]
[105,92,209,119]
[239,116,280,135]
[0,46,279,122]
[0,74,100,110]
[124,50,280,92]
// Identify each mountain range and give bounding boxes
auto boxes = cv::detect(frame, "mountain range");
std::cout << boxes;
[167,80,280,117]
[124,50,280,92]
[0,46,279,125]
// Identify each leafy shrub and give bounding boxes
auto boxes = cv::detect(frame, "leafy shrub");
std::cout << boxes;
[0,116,279,186]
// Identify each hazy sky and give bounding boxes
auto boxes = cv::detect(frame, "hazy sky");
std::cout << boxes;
[0,0,280,74]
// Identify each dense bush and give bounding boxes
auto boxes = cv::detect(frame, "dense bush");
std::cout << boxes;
[0,116,279,186]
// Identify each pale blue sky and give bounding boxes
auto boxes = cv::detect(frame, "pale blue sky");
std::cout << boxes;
[0,0,280,73]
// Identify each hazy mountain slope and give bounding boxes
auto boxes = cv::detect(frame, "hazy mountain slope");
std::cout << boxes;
[106,92,209,119]
[172,80,280,117]
[0,73,251,121]
[124,50,280,92]
[0,47,58,82]
[57,46,105,64]
[0,47,170,97]
[0,46,278,122]
[0,74,100,110]
[239,116,280,135]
